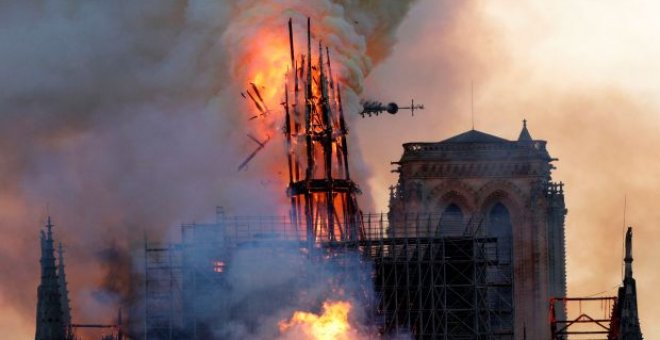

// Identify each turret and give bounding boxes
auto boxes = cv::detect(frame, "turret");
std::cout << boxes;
[518,119,533,142]
[57,243,73,338]
[609,227,643,340]
[35,217,67,340]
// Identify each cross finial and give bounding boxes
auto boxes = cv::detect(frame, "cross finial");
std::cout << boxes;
[523,119,527,128]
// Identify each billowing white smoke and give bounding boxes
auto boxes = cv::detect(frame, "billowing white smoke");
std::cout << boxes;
[196,241,375,339]
[0,0,416,337]
[223,0,418,107]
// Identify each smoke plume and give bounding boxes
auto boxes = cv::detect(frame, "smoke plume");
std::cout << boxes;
[0,0,419,338]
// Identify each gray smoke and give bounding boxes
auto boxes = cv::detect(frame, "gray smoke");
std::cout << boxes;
[0,0,418,337]
[189,242,374,339]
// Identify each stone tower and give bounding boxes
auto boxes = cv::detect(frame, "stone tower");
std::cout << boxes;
[389,121,567,339]
[35,217,67,340]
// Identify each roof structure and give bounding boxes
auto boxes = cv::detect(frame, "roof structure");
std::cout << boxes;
[399,121,553,165]
[439,129,510,144]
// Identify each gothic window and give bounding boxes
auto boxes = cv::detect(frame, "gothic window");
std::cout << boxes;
[489,202,513,264]
[438,203,464,236]
[487,202,514,336]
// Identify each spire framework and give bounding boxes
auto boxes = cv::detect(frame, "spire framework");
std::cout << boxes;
[283,18,364,244]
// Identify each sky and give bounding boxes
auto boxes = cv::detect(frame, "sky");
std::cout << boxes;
[359,0,660,337]
[1,0,659,338]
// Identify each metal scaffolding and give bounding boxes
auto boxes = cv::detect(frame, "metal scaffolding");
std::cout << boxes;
[143,213,514,340]
[362,213,513,339]
[143,241,183,340]
[369,237,494,338]
[549,297,616,340]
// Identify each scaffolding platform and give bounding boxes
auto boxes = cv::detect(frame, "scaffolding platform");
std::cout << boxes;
[143,213,514,339]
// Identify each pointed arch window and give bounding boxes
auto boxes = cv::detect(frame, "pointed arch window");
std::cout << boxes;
[488,202,513,264]
[486,202,514,334]
[438,203,464,236]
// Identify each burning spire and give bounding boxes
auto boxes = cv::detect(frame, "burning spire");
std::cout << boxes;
[283,18,364,243]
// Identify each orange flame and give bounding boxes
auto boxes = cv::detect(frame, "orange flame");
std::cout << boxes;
[235,27,294,217]
[249,37,289,103]
[279,300,359,340]
[241,30,291,140]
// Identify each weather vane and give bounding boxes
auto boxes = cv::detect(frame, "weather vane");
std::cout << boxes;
[359,99,424,118]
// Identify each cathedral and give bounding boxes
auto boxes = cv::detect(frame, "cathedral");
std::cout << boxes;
[36,121,643,339]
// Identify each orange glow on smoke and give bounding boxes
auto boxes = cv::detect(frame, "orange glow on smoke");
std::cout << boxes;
[247,33,290,96]
[242,30,291,139]
[237,27,295,219]
[279,300,356,340]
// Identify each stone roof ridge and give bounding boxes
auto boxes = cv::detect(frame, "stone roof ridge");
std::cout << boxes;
[439,129,510,144]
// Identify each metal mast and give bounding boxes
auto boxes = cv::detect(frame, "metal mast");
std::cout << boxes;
[284,18,364,244]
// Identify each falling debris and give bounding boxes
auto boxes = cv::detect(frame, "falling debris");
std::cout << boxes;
[243,83,271,120]
[237,134,271,171]
[250,82,266,105]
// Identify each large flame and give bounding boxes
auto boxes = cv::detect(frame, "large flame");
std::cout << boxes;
[278,300,360,340]
[240,29,292,140]
[236,18,364,240]
[248,33,290,104]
